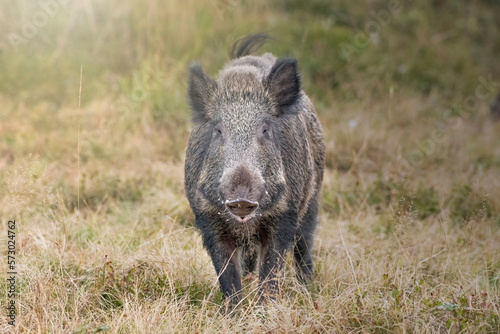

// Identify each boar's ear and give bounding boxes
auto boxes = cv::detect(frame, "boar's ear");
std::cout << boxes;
[264,58,301,114]
[188,62,217,122]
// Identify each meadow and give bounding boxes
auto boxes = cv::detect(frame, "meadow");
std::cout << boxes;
[0,0,499,332]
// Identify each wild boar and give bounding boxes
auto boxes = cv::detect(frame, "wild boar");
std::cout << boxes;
[184,34,325,305]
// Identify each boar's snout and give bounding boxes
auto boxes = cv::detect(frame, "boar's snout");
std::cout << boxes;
[225,199,259,221]
[219,164,265,222]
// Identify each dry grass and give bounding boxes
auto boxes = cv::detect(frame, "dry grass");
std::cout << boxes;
[1,0,499,333]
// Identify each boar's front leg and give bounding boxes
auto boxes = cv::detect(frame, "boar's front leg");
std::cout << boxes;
[199,224,242,305]
[259,242,286,299]
[294,200,319,283]
[258,214,297,299]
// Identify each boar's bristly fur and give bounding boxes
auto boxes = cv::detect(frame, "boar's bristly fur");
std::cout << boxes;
[184,34,325,307]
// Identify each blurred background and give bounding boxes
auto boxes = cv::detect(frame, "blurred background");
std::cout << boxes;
[1,0,499,157]
[1,0,499,219]
[0,0,500,331]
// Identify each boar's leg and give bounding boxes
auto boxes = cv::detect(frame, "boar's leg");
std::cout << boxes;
[258,215,296,299]
[293,232,314,283]
[242,243,258,278]
[200,228,242,305]
[294,201,319,283]
[258,243,286,299]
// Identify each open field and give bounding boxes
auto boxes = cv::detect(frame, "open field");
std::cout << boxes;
[0,0,499,332]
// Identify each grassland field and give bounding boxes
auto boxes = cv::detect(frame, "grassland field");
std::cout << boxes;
[0,0,499,333]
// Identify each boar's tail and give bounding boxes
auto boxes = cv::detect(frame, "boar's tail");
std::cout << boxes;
[230,33,271,59]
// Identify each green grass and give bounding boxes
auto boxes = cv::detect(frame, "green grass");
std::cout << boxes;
[0,0,500,332]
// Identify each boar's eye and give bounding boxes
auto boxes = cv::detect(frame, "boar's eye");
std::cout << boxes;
[259,123,271,142]
[213,124,223,141]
